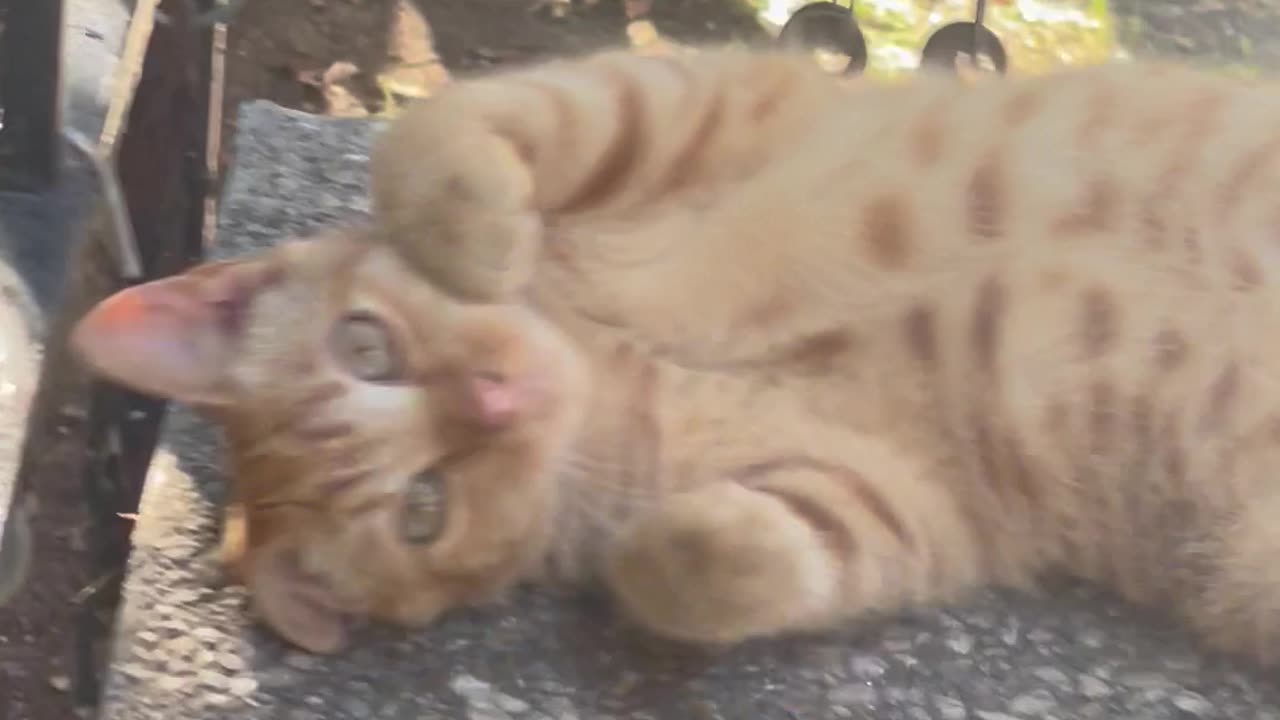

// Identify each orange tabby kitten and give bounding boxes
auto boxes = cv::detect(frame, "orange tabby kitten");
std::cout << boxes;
[72,49,1280,664]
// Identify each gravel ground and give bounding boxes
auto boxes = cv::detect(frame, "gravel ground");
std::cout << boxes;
[1111,0,1280,71]
[96,101,1280,720]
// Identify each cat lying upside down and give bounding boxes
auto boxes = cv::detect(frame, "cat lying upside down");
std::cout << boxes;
[72,47,1280,663]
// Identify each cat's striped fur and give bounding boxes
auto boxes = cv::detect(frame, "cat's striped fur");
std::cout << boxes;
[73,48,1280,662]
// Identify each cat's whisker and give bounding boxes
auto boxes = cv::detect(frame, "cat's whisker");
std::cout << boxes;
[556,463,662,504]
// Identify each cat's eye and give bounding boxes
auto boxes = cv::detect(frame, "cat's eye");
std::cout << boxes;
[329,311,403,382]
[402,466,447,545]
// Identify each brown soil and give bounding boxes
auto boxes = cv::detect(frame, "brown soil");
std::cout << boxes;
[0,252,116,720]
[217,0,769,174]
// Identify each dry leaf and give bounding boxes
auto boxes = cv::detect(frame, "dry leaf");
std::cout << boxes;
[297,61,371,118]
[322,60,360,86]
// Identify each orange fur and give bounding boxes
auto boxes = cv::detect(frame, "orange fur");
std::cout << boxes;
[72,49,1280,663]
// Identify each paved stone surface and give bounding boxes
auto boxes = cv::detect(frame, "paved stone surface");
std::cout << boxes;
[1111,0,1280,72]
[98,101,1280,720]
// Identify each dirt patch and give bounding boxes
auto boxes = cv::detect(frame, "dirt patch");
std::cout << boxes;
[217,0,770,174]
[419,0,767,70]
[218,0,397,175]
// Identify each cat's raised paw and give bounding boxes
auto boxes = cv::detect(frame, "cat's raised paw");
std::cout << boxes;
[370,107,542,302]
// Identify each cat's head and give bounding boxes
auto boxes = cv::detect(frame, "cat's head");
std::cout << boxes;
[70,228,589,652]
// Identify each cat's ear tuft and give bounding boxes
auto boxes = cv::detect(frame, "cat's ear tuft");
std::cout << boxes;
[69,259,278,406]
[247,542,351,655]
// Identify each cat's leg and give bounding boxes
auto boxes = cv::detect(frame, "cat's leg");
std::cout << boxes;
[368,47,838,300]
[602,433,992,645]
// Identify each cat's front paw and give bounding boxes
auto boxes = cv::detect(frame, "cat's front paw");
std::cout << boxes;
[371,106,541,301]
[604,483,838,645]
[388,176,542,301]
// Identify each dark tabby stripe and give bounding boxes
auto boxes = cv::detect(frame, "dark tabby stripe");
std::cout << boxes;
[732,455,914,561]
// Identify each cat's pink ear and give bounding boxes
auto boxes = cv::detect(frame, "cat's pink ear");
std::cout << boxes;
[246,542,350,654]
[69,259,277,406]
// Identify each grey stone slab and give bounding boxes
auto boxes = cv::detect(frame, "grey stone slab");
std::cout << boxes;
[99,101,1280,720]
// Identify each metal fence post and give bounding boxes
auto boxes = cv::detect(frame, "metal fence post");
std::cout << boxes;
[0,0,65,194]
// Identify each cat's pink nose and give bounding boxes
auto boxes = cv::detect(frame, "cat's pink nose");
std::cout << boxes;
[468,371,521,427]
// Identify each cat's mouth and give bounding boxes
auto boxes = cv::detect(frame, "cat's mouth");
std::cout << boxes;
[401,466,448,545]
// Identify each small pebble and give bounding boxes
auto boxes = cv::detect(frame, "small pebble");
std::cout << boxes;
[119,663,155,680]
[1079,675,1112,699]
[1119,672,1173,690]
[849,655,888,679]
[197,670,229,690]
[881,639,914,653]
[284,652,321,671]
[906,707,932,720]
[1171,691,1214,717]
[48,675,70,692]
[255,667,299,688]
[828,683,878,706]
[149,603,177,617]
[495,694,531,714]
[156,674,190,692]
[165,637,197,658]
[217,652,247,673]
[945,632,974,655]
[466,706,514,720]
[451,673,491,698]
[342,697,373,717]
[1076,629,1106,648]
[885,687,926,706]
[1077,702,1109,720]
[1032,666,1072,692]
[169,588,202,605]
[228,676,259,696]
[1008,690,1057,716]
[540,697,580,720]
[1025,628,1056,644]
[935,696,966,720]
